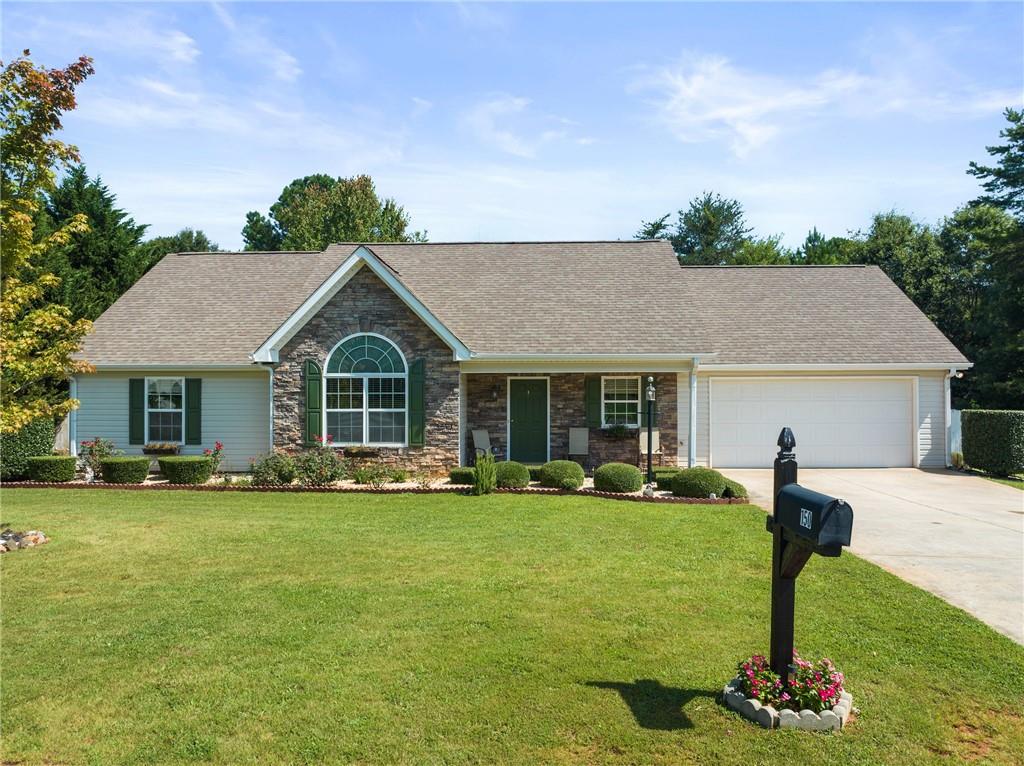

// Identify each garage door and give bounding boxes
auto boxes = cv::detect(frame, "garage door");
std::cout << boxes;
[710,379,913,468]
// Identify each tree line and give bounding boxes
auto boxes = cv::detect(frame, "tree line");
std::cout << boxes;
[1,49,1020,434]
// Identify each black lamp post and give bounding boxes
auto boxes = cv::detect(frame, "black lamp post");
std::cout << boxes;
[645,376,656,484]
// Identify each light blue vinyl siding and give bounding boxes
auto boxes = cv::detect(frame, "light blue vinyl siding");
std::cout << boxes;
[74,371,271,471]
[917,373,946,468]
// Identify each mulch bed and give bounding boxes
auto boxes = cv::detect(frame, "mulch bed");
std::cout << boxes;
[2,481,747,505]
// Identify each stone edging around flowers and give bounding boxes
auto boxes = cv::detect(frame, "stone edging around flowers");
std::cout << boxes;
[722,676,853,731]
[1,481,748,505]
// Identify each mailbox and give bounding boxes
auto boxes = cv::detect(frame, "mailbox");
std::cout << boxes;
[776,484,853,554]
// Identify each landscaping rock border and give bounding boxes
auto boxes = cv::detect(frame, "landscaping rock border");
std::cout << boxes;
[722,676,853,731]
[2,480,748,505]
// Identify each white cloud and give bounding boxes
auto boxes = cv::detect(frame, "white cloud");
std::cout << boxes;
[633,44,1019,157]
[210,2,302,82]
[461,95,588,158]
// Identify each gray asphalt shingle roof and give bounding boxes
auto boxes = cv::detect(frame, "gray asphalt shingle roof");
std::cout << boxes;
[76,240,968,366]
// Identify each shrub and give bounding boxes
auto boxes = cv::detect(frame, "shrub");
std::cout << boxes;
[352,463,391,487]
[251,452,297,486]
[158,456,215,484]
[671,467,726,498]
[100,456,150,484]
[389,468,409,483]
[26,455,77,482]
[962,409,1024,476]
[0,418,56,480]
[449,467,476,484]
[654,467,681,491]
[294,443,345,486]
[593,462,643,493]
[539,460,585,490]
[721,477,748,499]
[79,437,121,478]
[495,460,530,489]
[473,453,497,495]
[951,451,964,470]
[202,441,225,473]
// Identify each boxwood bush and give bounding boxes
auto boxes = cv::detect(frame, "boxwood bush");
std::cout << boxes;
[251,452,297,486]
[962,409,1024,476]
[721,477,748,499]
[0,418,56,480]
[26,455,77,483]
[495,460,530,489]
[449,466,476,484]
[158,455,215,485]
[101,456,150,484]
[654,467,681,491]
[593,462,643,493]
[671,467,727,498]
[539,460,585,490]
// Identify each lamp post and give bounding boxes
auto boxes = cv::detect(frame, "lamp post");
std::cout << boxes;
[645,376,656,485]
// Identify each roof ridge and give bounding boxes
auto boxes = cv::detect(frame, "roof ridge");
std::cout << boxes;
[677,264,870,269]
[327,239,665,246]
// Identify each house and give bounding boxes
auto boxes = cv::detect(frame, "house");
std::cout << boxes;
[71,240,970,472]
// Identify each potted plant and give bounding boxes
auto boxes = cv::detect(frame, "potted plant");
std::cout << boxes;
[143,442,180,456]
[601,423,631,440]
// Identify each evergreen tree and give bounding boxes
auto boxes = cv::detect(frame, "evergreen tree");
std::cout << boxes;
[968,107,1024,217]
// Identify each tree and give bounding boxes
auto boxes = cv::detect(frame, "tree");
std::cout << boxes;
[732,236,793,265]
[242,174,424,250]
[0,50,95,433]
[968,108,1024,217]
[39,165,148,321]
[794,227,861,264]
[137,228,219,271]
[637,192,753,265]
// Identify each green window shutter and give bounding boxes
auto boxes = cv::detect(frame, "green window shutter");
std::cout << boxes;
[304,360,322,447]
[585,376,601,427]
[129,378,145,445]
[408,358,425,447]
[185,378,202,445]
[640,378,657,427]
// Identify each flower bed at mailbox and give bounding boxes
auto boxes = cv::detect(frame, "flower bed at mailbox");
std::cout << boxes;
[722,653,853,731]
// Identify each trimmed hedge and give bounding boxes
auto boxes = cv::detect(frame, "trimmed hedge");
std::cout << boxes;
[101,456,150,484]
[593,462,643,493]
[449,467,476,485]
[0,418,56,480]
[722,477,748,499]
[158,456,215,485]
[962,409,1024,476]
[495,460,531,489]
[539,460,585,490]
[671,467,726,498]
[26,455,77,483]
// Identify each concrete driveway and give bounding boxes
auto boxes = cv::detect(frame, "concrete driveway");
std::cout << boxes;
[727,468,1024,644]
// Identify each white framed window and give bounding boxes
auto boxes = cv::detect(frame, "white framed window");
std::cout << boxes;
[601,376,640,428]
[324,333,408,447]
[146,377,184,443]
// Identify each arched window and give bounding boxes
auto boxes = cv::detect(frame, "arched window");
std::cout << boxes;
[324,334,407,446]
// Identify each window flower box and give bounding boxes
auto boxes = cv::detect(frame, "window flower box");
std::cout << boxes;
[143,442,180,456]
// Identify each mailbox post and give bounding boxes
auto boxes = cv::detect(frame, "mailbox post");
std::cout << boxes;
[766,427,854,688]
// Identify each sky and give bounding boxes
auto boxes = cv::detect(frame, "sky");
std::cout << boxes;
[3,1,1022,250]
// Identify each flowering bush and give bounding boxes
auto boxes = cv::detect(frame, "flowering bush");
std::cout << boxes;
[294,436,346,486]
[736,652,845,713]
[79,437,122,479]
[250,451,296,486]
[203,440,225,474]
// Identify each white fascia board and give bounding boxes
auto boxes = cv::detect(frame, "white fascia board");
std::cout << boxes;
[700,362,973,372]
[251,246,472,363]
[468,353,715,361]
[459,355,712,374]
[88,364,263,372]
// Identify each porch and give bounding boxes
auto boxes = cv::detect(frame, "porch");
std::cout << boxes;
[462,373,680,469]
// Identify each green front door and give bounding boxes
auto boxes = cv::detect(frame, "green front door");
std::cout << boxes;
[508,378,548,463]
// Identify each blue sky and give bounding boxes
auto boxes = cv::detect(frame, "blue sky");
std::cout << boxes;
[3,1,1022,249]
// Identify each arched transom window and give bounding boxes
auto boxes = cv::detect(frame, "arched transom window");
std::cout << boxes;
[324,334,407,446]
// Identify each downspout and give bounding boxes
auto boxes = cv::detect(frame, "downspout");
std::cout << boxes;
[70,376,78,457]
[944,367,954,467]
[268,365,275,454]
[689,357,698,468]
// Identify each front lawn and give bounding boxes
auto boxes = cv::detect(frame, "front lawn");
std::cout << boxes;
[2,489,1022,765]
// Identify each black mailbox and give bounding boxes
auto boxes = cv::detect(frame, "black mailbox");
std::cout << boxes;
[776,484,853,554]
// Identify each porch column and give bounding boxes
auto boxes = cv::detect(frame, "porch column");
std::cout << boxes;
[688,361,698,468]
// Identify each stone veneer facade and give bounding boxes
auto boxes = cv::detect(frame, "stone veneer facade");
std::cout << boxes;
[273,267,461,470]
[465,373,678,467]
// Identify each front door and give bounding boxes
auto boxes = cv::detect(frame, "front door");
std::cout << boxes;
[508,378,548,463]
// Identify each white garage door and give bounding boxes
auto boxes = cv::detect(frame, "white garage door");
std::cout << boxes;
[710,378,914,468]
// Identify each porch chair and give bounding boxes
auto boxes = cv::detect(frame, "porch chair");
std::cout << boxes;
[568,427,590,473]
[638,427,664,466]
[472,429,500,463]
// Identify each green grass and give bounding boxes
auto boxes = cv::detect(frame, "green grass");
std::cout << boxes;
[981,473,1024,491]
[2,489,1022,765]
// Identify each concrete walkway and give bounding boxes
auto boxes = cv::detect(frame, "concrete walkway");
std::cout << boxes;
[727,468,1024,644]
